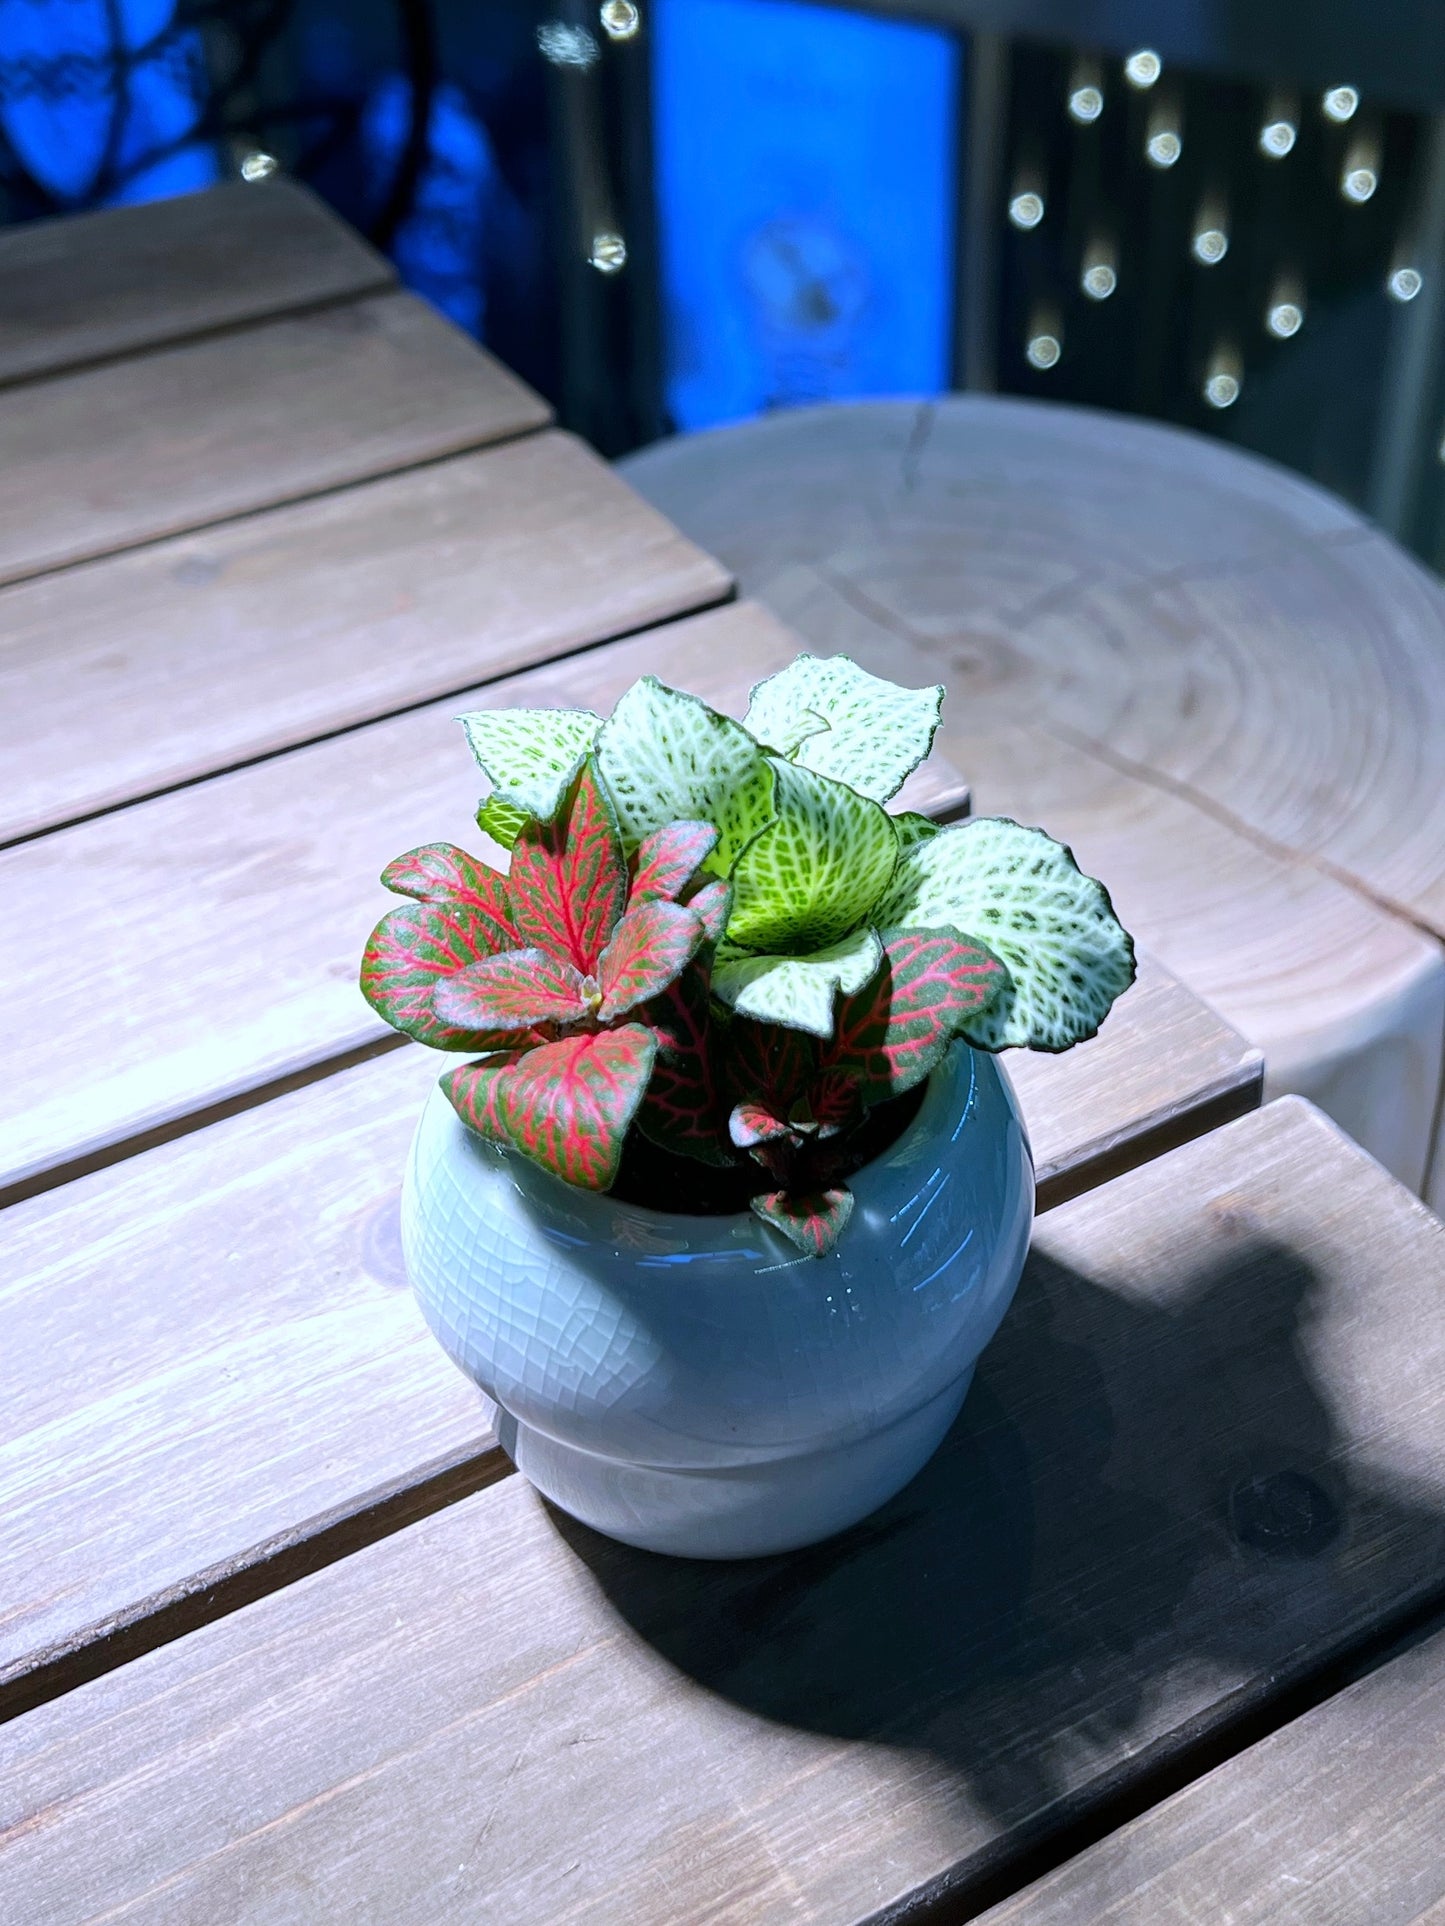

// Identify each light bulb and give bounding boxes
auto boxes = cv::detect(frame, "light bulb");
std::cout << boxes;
[589,231,627,273]
[1124,49,1161,89]
[600,0,640,38]
[1192,226,1228,265]
[1069,85,1104,123]
[1388,266,1423,302]
[1203,345,1242,409]
[1026,332,1062,370]
[1082,260,1117,300]
[1267,301,1303,338]
[1146,105,1182,168]
[239,151,277,182]
[1260,118,1297,158]
[1008,191,1045,229]
[1323,86,1360,123]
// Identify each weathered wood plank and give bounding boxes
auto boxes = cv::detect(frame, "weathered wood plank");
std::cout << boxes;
[0,606,1250,1202]
[1012,955,1262,1209]
[0,948,1243,1720]
[978,1622,1445,1925]
[0,434,732,844]
[0,290,549,586]
[0,180,394,387]
[3,1100,1442,1925]
[0,1045,499,1724]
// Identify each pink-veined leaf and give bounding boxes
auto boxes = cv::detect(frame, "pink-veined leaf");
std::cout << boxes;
[489,1026,658,1190]
[804,1069,863,1139]
[635,961,732,1164]
[751,1186,856,1257]
[596,900,705,1021]
[728,1100,794,1150]
[441,1050,529,1144]
[825,928,1007,1104]
[630,820,718,906]
[685,878,733,946]
[721,1013,817,1118]
[508,761,627,973]
[380,842,516,937]
[434,947,589,1032]
[360,901,524,1048]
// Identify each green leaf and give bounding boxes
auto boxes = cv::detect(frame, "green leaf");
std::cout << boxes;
[890,812,942,852]
[452,1027,658,1190]
[727,760,899,953]
[508,761,627,974]
[826,928,1006,1102]
[712,927,883,1037]
[457,707,601,820]
[873,818,1136,1051]
[744,655,943,802]
[360,902,522,1050]
[751,1186,855,1258]
[475,795,530,851]
[595,676,776,869]
[435,948,589,1032]
[596,899,706,1020]
[629,820,718,905]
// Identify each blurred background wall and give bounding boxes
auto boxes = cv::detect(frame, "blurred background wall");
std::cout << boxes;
[4,0,1445,565]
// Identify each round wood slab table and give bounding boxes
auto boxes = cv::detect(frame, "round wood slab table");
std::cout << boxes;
[623,397,1445,1205]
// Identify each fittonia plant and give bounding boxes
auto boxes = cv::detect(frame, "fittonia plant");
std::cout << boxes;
[361,656,1135,1255]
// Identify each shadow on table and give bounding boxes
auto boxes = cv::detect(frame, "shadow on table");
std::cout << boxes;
[548,1236,1445,1873]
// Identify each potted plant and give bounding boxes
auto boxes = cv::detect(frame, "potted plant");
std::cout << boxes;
[361,656,1133,1557]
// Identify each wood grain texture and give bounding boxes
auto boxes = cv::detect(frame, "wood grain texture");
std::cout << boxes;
[0,1045,500,1723]
[0,606,1248,1201]
[0,433,732,843]
[0,952,1239,1722]
[622,402,1445,1198]
[978,1623,1445,1925]
[0,180,393,387]
[0,290,550,586]
[3,1100,1443,1924]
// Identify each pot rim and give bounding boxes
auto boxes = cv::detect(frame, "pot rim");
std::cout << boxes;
[436,1040,1011,1239]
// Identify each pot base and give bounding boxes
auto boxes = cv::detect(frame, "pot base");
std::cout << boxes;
[497,1367,975,1560]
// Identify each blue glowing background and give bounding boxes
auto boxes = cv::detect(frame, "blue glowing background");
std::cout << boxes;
[652,0,958,431]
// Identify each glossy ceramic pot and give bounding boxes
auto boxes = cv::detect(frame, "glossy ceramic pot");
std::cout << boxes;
[402,1041,1034,1558]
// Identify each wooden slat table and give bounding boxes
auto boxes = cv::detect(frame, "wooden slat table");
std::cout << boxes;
[4,1102,1443,1925]
[3,183,1443,1926]
[978,1620,1445,1925]
[0,180,394,385]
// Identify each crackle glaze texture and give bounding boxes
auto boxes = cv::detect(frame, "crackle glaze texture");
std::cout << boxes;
[402,1042,1034,1557]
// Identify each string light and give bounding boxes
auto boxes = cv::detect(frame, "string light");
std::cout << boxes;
[1203,344,1242,409]
[239,151,277,182]
[1026,307,1062,369]
[537,21,599,68]
[1342,137,1379,203]
[599,0,640,38]
[1322,85,1360,124]
[1265,276,1305,337]
[1146,103,1182,168]
[1191,199,1229,265]
[1388,265,1423,301]
[1068,61,1104,124]
[1008,190,1045,229]
[1081,237,1118,300]
[1260,119,1296,157]
[1123,49,1161,89]
[589,231,627,273]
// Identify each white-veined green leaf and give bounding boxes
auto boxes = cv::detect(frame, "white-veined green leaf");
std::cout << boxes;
[743,654,944,802]
[873,817,1136,1051]
[727,759,898,953]
[595,675,775,867]
[890,811,942,851]
[474,794,530,850]
[712,927,884,1038]
[457,708,601,820]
